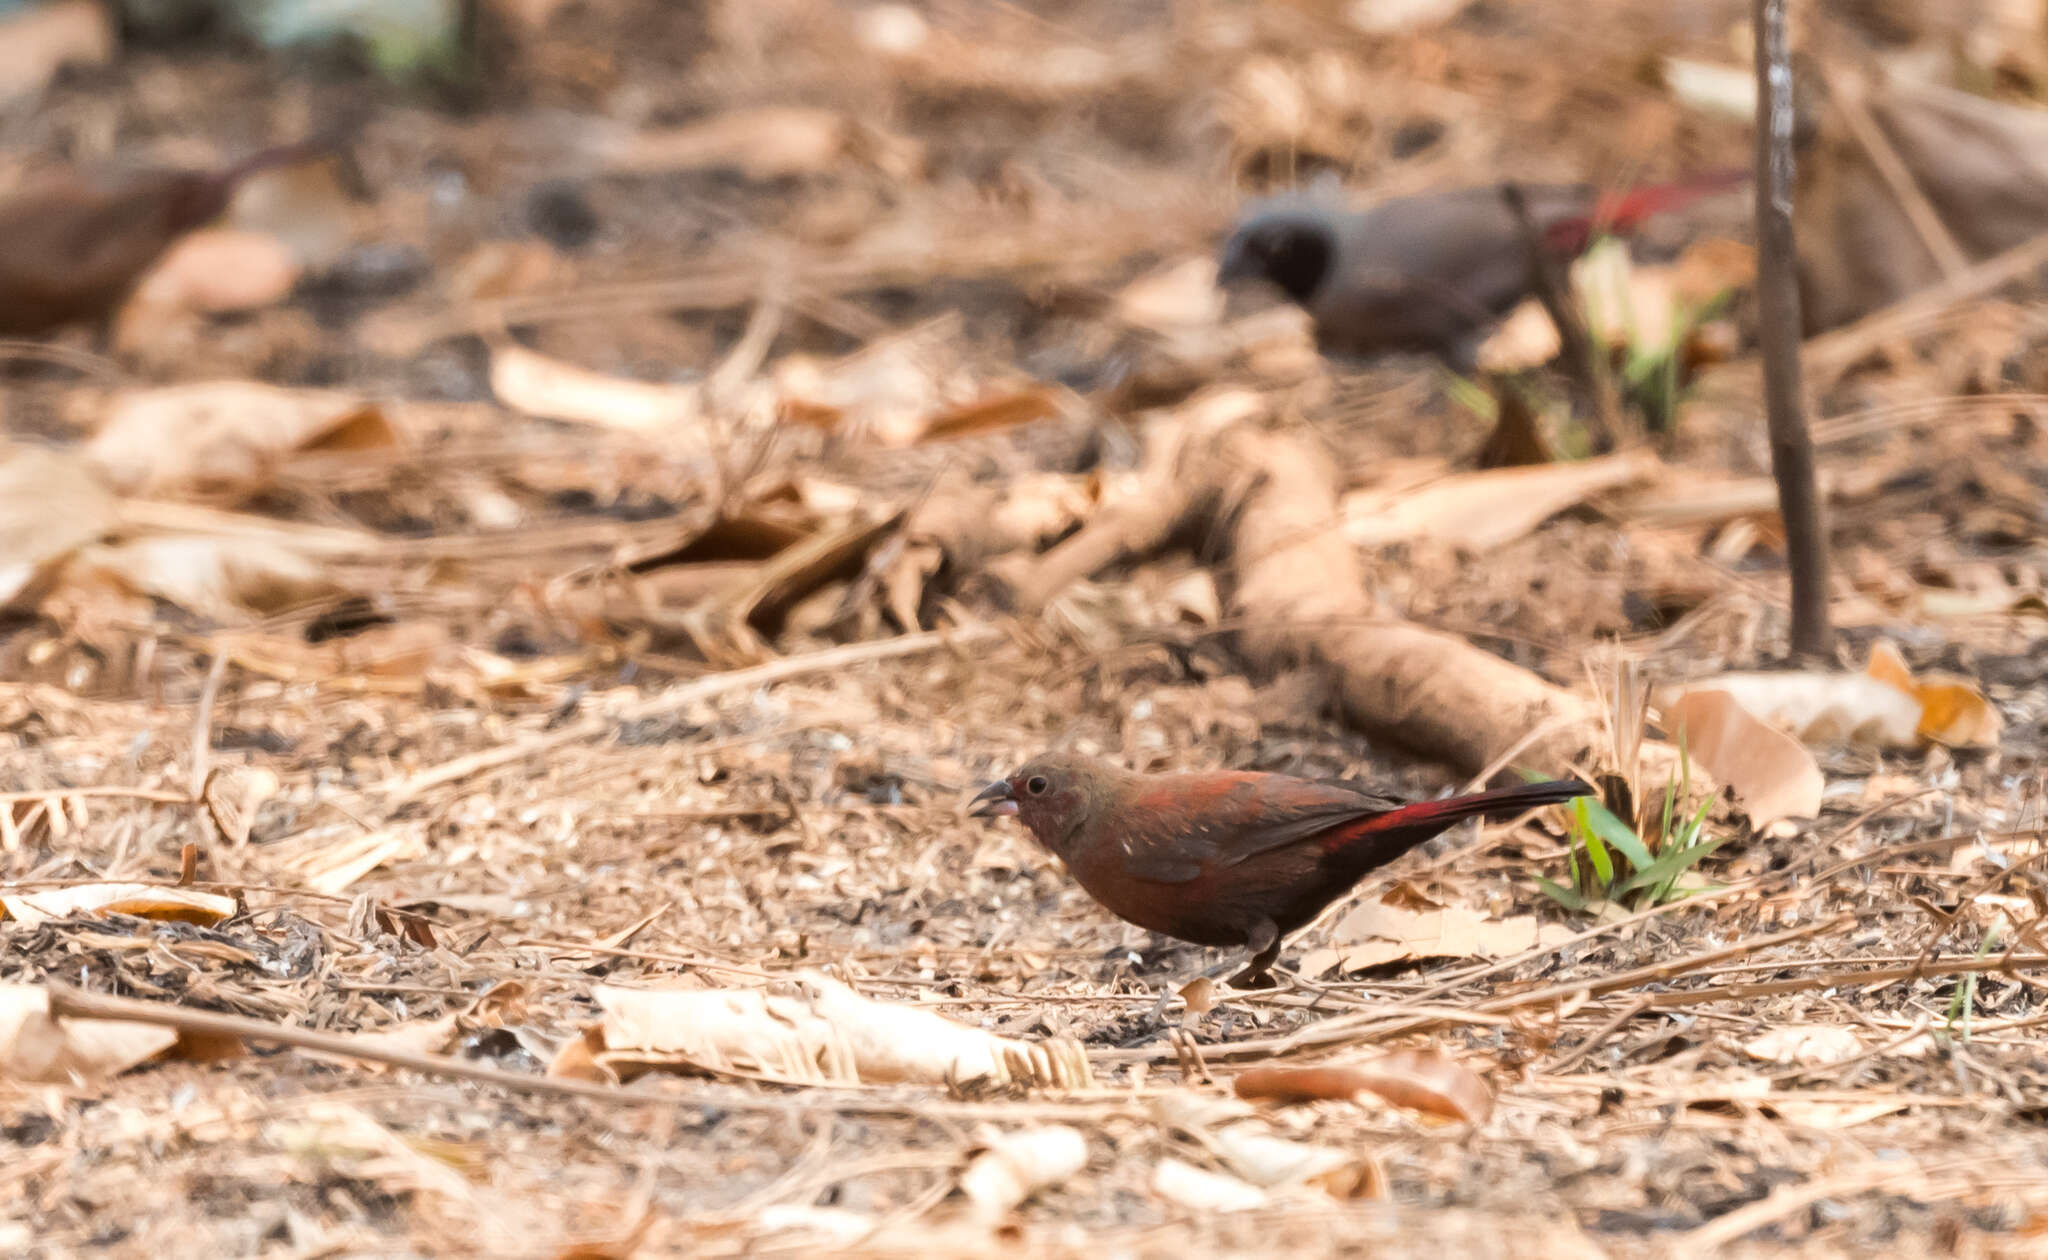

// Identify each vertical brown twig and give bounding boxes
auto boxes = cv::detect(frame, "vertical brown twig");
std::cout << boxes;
[1752,0,1832,660]
[1499,183,1621,454]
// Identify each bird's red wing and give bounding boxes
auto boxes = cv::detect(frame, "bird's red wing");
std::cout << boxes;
[1112,773,1396,883]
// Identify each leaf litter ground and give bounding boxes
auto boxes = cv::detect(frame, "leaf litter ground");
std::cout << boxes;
[2,1,2048,1255]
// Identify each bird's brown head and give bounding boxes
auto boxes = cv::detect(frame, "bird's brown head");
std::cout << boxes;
[967,754,1125,858]
[157,171,237,235]
[1218,208,1336,306]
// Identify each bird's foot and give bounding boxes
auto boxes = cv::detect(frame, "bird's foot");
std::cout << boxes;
[1225,963,1278,990]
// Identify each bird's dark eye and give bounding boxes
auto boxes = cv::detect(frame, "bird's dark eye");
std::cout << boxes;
[1025,776,1050,796]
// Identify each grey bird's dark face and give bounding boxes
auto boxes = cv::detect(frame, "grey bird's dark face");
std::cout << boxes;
[1218,216,1336,306]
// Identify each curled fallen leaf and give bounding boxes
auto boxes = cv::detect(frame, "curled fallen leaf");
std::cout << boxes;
[959,1125,1088,1222]
[488,342,706,434]
[1341,450,1660,553]
[0,443,118,611]
[1659,672,1920,750]
[0,984,178,1084]
[200,764,284,846]
[1234,1066,1372,1105]
[1350,1047,1494,1125]
[1865,640,2004,749]
[72,533,344,625]
[1150,1157,1268,1212]
[1,883,237,928]
[1206,1123,1382,1199]
[87,382,399,498]
[1236,1046,1493,1125]
[1660,689,1824,827]
[570,974,1092,1090]
[115,228,302,354]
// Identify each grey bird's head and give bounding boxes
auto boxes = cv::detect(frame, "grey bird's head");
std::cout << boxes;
[1217,194,1343,306]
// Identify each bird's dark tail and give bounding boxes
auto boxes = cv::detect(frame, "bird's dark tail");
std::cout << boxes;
[1319,777,1594,874]
[1544,167,1750,253]
[1370,777,1595,829]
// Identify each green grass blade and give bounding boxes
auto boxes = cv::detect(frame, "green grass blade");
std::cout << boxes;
[1534,876,1587,911]
[1615,833,1727,896]
[1651,796,1717,900]
[1575,798,1614,885]
[1577,794,1653,873]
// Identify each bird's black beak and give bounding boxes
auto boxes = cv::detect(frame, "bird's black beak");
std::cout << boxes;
[968,780,1018,818]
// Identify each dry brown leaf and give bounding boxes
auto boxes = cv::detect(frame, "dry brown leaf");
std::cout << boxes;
[114,228,302,353]
[1474,300,1563,374]
[1481,238,1753,372]
[958,1126,1088,1222]
[1671,237,1758,307]
[1159,570,1222,626]
[87,383,399,497]
[774,321,951,444]
[1154,1092,1382,1201]
[1865,640,2004,749]
[284,829,415,896]
[217,621,449,686]
[0,985,178,1084]
[1341,450,1659,552]
[1659,672,1922,750]
[1347,0,1473,32]
[1217,55,1370,159]
[1235,1048,1492,1125]
[1178,976,1217,1016]
[489,342,706,434]
[1114,257,1225,333]
[0,0,112,105]
[72,533,343,623]
[1663,56,1754,118]
[1660,689,1825,827]
[1,883,237,928]
[1150,1157,1269,1212]
[583,974,1092,1090]
[750,1205,880,1248]
[1234,1066,1377,1106]
[1207,1124,1370,1193]
[592,107,902,180]
[1300,896,1572,977]
[268,1104,486,1228]
[200,764,283,846]
[917,387,1064,443]
[1350,1048,1495,1124]
[1741,1024,1864,1066]
[0,443,119,610]
[446,240,564,305]
[663,510,904,664]
[1763,1098,1912,1129]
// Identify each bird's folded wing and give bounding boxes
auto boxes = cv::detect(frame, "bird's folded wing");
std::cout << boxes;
[1115,774,1399,882]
